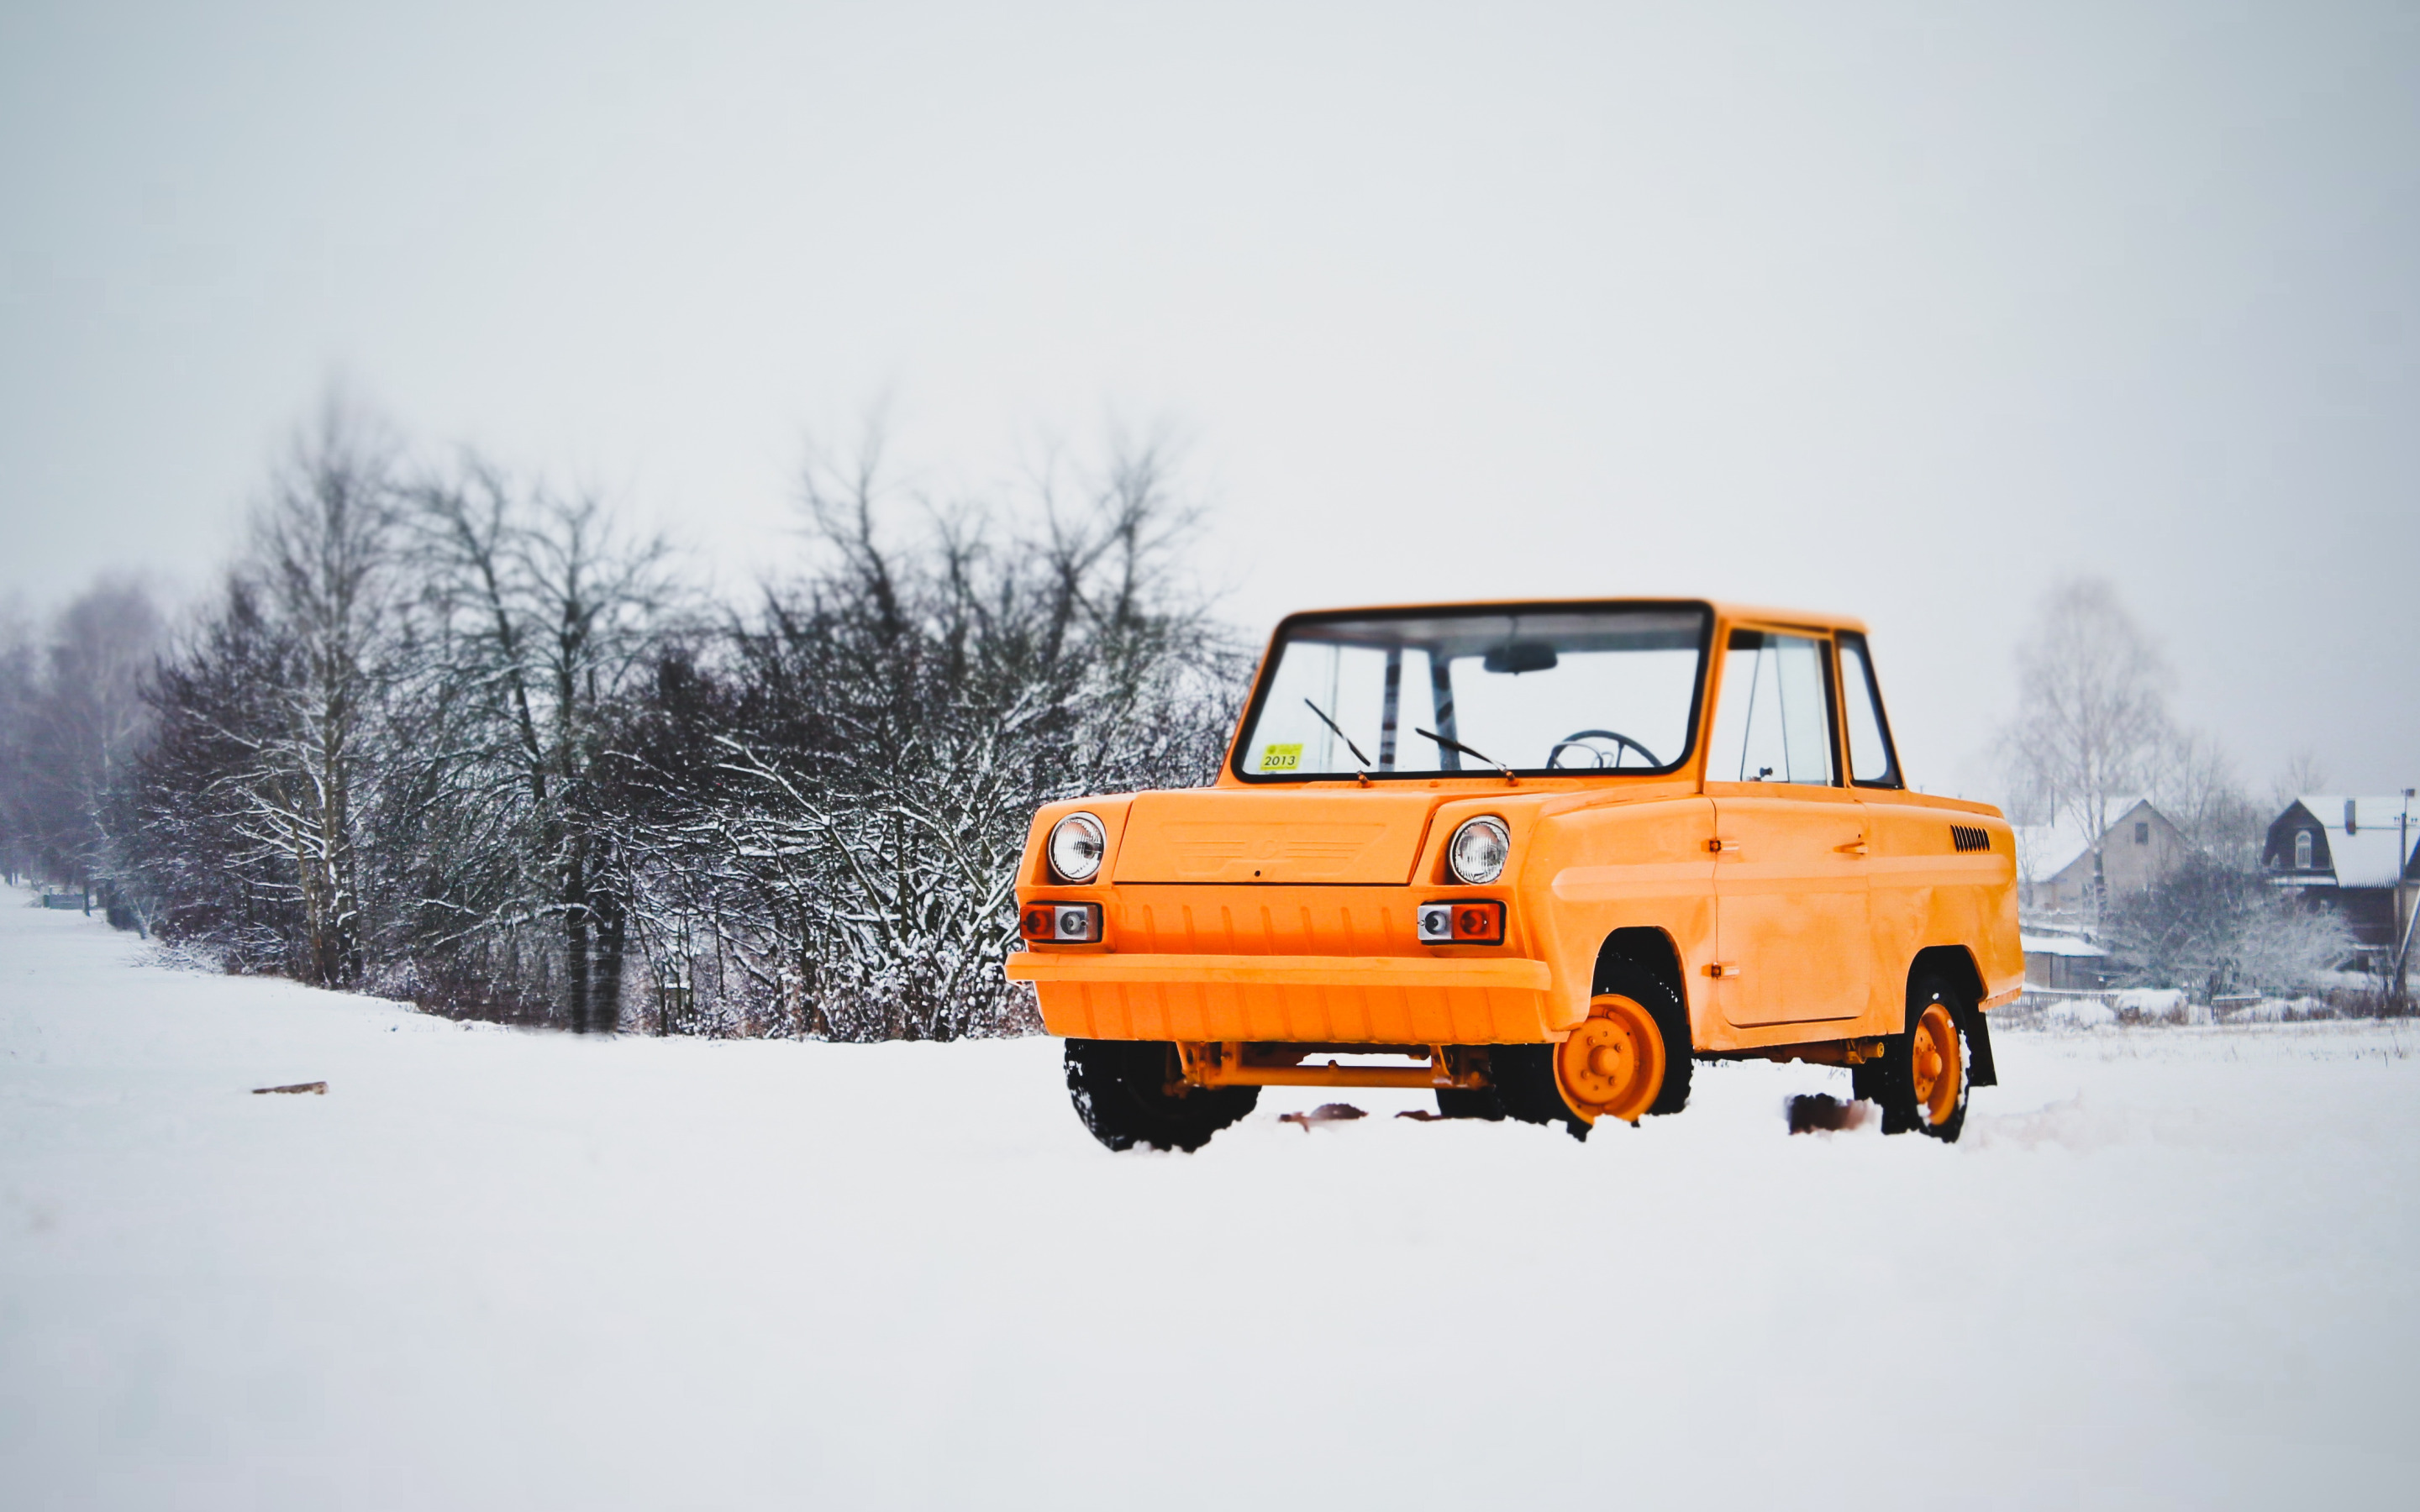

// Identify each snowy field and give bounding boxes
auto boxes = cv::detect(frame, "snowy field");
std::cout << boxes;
[6,895,2418,1510]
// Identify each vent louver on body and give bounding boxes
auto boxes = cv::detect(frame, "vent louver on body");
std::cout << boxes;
[1950,824,1992,853]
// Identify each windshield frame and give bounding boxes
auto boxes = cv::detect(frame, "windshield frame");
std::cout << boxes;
[1225,599,1717,784]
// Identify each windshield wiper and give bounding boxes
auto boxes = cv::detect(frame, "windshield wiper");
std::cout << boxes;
[1415,727,1515,781]
[1302,698,1371,769]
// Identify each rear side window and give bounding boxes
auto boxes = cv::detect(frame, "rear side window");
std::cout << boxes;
[1708,629,1835,785]
[1838,633,1901,788]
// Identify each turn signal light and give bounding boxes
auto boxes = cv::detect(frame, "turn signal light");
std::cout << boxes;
[1416,899,1504,945]
[1021,901,1102,943]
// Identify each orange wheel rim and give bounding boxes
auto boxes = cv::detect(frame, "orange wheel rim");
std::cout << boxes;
[1911,1003,1960,1125]
[1555,995,1666,1124]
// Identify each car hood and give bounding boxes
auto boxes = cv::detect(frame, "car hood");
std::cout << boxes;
[1110,789,1444,885]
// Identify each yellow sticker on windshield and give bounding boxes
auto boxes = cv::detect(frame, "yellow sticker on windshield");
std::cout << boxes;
[1259,743,1303,772]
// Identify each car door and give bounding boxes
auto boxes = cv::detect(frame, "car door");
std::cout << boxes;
[1702,627,1870,1026]
[1839,631,2015,1024]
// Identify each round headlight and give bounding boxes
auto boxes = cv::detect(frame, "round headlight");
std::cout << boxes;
[1448,816,1511,885]
[1048,811,1107,883]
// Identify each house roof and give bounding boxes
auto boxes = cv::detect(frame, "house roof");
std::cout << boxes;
[2014,795,2154,883]
[2020,932,2109,958]
[2275,795,2420,890]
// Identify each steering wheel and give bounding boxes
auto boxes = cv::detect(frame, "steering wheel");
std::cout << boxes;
[1547,728,1661,770]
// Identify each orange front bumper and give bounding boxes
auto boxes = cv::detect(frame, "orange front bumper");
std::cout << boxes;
[1004,950,1565,1044]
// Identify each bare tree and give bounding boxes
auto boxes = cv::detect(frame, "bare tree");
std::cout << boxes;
[124,575,308,966]
[0,577,166,895]
[2003,578,2174,918]
[607,427,1242,1041]
[404,460,676,1029]
[2272,750,2329,810]
[111,401,1238,1044]
[217,405,401,986]
[0,601,34,882]
[2148,728,2264,867]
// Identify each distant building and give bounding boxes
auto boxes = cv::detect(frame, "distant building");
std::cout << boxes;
[2020,929,2114,993]
[2014,797,2192,920]
[2263,795,2420,970]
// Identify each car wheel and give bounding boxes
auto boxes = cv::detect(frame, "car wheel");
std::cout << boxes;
[1554,994,1670,1126]
[1592,951,1693,1116]
[1063,1038,1259,1152]
[1873,977,1972,1142]
[1488,1043,1588,1140]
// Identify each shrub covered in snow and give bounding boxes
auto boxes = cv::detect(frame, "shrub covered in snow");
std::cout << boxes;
[2042,997,2119,1029]
[598,454,1244,1040]
[2102,852,2354,1001]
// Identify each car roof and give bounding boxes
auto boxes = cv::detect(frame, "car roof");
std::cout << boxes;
[1272,596,1871,637]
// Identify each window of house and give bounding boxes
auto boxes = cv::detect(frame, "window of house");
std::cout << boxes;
[1708,629,1835,785]
[2134,822,2149,845]
[2296,830,2314,869]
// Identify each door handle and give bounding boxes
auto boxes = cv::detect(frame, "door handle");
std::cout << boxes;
[1836,839,1869,857]
[1707,837,1741,855]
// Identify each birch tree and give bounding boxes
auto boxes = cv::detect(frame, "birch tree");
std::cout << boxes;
[2003,578,2174,916]
[234,412,400,986]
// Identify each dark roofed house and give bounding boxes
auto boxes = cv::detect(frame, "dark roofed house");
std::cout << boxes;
[2264,794,2419,973]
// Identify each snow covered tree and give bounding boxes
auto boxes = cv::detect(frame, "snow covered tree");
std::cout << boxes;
[2003,579,2175,917]
[112,403,1238,1042]
[0,578,165,895]
[607,432,1244,1040]
[397,462,676,1028]
[125,408,403,984]
[123,575,312,967]
[2105,851,2354,1000]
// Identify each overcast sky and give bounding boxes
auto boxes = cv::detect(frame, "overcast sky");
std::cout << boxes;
[3,2,2414,799]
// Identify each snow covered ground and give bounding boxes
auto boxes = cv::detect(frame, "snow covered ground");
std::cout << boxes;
[6,893,2418,1510]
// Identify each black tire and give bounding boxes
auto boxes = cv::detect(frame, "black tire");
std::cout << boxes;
[1489,1043,1589,1141]
[1871,974,1973,1143]
[1434,1084,1506,1121]
[1063,1038,1259,1152]
[1594,949,1693,1117]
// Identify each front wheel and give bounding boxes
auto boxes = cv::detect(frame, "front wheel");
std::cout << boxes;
[1064,1038,1259,1152]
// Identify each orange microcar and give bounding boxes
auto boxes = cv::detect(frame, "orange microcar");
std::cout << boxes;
[1006,600,2020,1150]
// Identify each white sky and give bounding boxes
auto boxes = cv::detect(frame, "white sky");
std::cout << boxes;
[3,2,2415,797]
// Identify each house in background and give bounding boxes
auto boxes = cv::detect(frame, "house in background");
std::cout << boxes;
[2021,930,2115,993]
[2264,795,2420,971]
[2014,797,2192,922]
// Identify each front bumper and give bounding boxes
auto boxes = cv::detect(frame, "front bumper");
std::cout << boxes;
[1003,950,1564,1043]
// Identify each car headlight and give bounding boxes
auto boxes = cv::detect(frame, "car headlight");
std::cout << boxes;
[1448,816,1511,885]
[1048,811,1107,883]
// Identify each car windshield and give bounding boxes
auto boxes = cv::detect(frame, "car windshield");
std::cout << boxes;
[1234,605,1711,780]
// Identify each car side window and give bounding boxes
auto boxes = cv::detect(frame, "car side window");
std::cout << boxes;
[1837,633,1901,788]
[1708,629,1835,785]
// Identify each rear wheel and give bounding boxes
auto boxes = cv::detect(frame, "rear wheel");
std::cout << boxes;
[1873,977,1972,1142]
[1064,1038,1259,1152]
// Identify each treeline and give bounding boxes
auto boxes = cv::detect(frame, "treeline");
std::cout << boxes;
[0,406,1244,1038]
